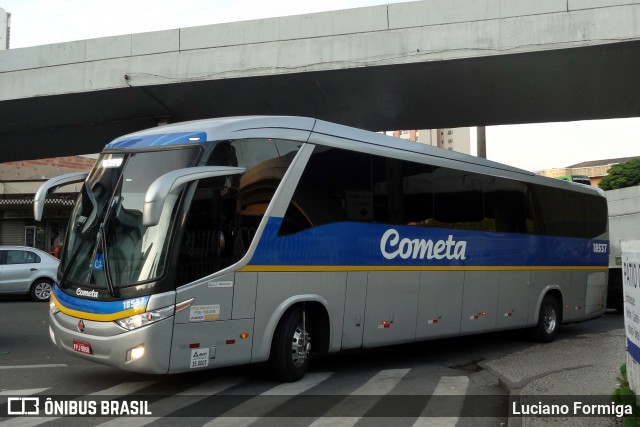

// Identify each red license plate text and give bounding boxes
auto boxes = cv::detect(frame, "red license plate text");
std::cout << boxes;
[72,340,92,354]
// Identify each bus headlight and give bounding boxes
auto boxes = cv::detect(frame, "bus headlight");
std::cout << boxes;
[50,299,60,316]
[115,305,175,331]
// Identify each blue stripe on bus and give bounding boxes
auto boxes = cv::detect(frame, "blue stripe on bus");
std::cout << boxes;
[628,338,640,365]
[106,132,207,149]
[248,218,608,268]
[52,284,149,315]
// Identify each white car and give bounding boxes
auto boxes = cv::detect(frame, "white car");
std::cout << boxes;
[0,246,59,302]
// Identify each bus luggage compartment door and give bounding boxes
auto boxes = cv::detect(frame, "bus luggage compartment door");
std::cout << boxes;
[460,271,499,334]
[363,271,419,347]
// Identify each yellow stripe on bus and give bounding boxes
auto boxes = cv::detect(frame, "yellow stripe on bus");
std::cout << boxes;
[51,294,146,322]
[239,265,608,273]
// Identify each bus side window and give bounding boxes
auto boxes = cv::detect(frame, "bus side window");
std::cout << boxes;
[280,148,373,235]
[176,178,233,285]
[371,156,434,226]
[528,184,607,239]
[484,177,528,234]
[176,138,301,285]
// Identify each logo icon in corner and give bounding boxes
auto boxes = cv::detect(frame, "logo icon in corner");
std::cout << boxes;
[77,320,86,333]
[93,253,104,271]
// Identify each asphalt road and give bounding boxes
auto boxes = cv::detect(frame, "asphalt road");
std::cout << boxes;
[0,296,625,426]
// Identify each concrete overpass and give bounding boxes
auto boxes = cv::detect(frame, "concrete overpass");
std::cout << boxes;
[1,0,640,162]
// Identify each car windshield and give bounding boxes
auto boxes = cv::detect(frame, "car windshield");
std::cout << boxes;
[60,148,200,291]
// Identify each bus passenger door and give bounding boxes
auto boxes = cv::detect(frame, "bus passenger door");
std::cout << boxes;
[363,271,419,347]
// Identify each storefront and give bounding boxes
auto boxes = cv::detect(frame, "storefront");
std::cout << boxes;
[0,193,76,256]
[0,156,94,255]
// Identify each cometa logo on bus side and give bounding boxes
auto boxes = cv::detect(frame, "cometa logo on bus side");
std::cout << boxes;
[380,229,467,261]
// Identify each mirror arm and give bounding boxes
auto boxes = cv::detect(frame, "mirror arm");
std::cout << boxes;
[143,166,245,227]
[34,171,90,221]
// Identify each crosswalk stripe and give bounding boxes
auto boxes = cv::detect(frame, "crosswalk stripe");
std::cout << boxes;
[0,381,157,427]
[309,368,411,427]
[89,381,157,396]
[95,377,246,427]
[309,417,362,427]
[262,372,333,395]
[0,365,67,370]
[203,372,334,427]
[0,389,49,396]
[351,368,412,395]
[413,375,470,427]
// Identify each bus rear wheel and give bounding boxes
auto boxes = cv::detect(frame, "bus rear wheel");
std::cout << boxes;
[269,307,311,382]
[532,294,559,342]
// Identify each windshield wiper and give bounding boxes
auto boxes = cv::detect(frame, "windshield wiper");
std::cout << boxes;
[88,225,116,297]
[96,177,125,297]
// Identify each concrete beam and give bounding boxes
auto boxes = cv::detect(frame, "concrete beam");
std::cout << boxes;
[1,0,640,161]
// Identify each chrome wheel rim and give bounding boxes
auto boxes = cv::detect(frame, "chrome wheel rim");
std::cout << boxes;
[543,305,557,334]
[291,323,311,368]
[35,282,51,300]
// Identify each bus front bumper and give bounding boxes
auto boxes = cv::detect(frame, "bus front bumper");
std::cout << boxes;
[49,310,173,374]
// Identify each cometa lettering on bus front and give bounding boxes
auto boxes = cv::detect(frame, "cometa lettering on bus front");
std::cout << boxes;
[76,288,99,298]
[380,229,467,261]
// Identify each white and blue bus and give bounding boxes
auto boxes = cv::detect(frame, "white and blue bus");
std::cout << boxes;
[36,116,609,381]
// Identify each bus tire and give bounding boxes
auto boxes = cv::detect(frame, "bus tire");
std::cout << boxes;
[531,294,559,342]
[269,307,311,382]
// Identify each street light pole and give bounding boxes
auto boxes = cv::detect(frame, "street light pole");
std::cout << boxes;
[477,126,487,159]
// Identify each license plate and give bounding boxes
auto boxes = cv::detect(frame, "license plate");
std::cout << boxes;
[72,340,92,355]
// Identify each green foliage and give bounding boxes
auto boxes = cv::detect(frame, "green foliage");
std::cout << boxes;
[613,364,640,426]
[600,159,640,190]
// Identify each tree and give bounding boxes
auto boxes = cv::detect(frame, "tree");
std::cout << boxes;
[599,158,640,190]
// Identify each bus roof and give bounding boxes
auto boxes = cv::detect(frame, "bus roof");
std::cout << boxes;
[105,116,603,197]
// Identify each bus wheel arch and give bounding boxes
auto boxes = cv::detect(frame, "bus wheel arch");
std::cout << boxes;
[268,298,330,382]
[531,289,562,342]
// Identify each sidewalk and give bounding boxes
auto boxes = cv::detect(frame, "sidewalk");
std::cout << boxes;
[480,320,626,427]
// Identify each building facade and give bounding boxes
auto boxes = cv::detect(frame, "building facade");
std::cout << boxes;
[537,156,638,187]
[0,156,95,253]
[392,128,471,154]
[0,7,10,50]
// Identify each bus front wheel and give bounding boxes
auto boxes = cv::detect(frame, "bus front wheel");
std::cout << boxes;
[269,306,311,382]
[532,294,559,342]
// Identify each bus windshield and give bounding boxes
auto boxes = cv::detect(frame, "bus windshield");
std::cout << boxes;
[60,148,200,291]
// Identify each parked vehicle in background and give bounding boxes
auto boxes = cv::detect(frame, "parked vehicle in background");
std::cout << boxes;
[0,246,59,301]
[557,175,592,185]
[606,185,640,311]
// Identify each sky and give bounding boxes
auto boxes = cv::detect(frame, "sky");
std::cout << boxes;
[1,0,639,172]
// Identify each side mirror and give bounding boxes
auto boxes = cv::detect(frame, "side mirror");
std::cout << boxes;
[143,166,245,227]
[34,171,90,221]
